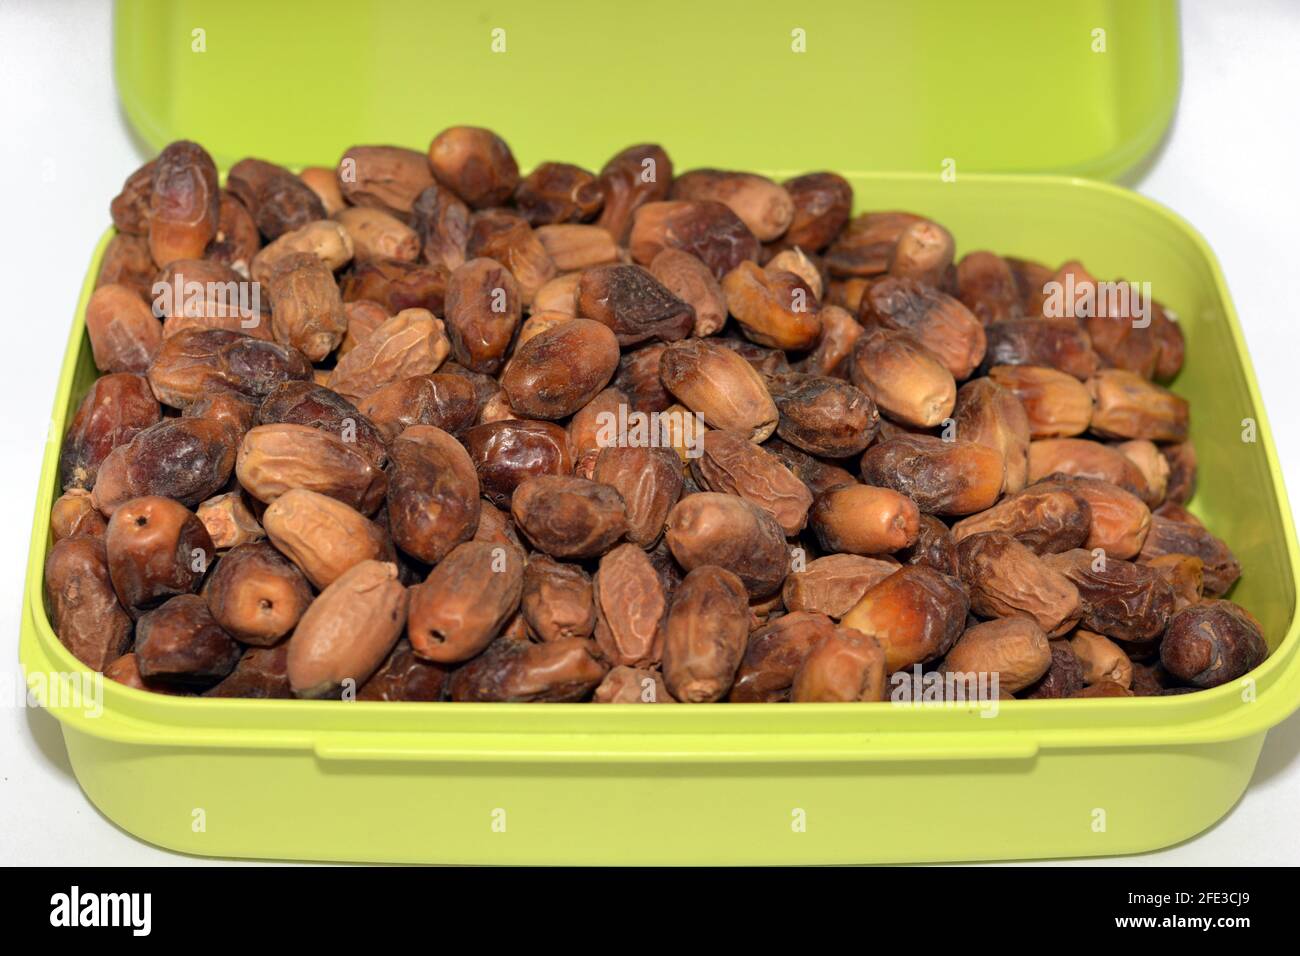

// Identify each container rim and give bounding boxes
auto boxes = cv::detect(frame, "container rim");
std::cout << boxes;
[21,171,1300,763]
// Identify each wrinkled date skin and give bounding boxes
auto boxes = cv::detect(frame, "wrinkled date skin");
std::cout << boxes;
[649,249,727,337]
[1042,548,1175,643]
[988,365,1093,440]
[449,636,609,702]
[341,257,449,315]
[205,541,312,645]
[723,261,822,351]
[97,233,156,299]
[257,380,388,470]
[768,372,878,458]
[952,377,1030,493]
[105,495,214,617]
[407,541,523,663]
[327,309,450,402]
[729,611,835,702]
[203,644,293,699]
[356,373,478,441]
[956,251,1022,324]
[692,430,813,536]
[287,560,408,698]
[629,200,761,280]
[951,483,1091,554]
[1088,369,1190,443]
[502,318,620,419]
[1030,476,1150,560]
[237,423,388,514]
[671,169,794,243]
[764,437,857,497]
[956,532,1081,637]
[665,493,788,598]
[92,418,238,514]
[902,513,959,576]
[790,626,888,703]
[1139,507,1241,597]
[1023,640,1085,699]
[824,211,922,277]
[51,489,108,541]
[266,252,349,361]
[514,161,604,225]
[576,263,695,347]
[85,284,164,375]
[782,555,899,620]
[610,347,672,416]
[659,339,778,441]
[848,327,955,429]
[227,157,326,240]
[595,143,673,243]
[511,475,627,559]
[148,140,220,267]
[839,566,969,672]
[593,445,683,547]
[943,617,1051,694]
[661,565,751,702]
[522,555,596,643]
[774,172,853,254]
[594,666,675,703]
[860,277,985,380]
[979,318,1100,381]
[43,536,133,671]
[263,488,393,589]
[134,594,242,688]
[60,373,161,490]
[386,425,481,564]
[358,639,450,702]
[148,329,314,407]
[411,183,471,272]
[860,434,1005,516]
[1161,601,1266,688]
[337,145,435,221]
[593,543,667,667]
[464,419,573,507]
[465,210,556,304]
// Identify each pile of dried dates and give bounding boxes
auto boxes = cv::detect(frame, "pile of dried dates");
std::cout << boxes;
[44,127,1266,704]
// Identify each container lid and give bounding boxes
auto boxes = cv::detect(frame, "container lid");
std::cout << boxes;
[114,0,1179,180]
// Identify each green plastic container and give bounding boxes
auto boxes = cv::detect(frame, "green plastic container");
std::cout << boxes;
[18,0,1300,864]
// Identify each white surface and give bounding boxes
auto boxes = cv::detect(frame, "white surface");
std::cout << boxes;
[0,0,1297,866]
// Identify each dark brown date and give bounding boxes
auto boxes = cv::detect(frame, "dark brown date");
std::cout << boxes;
[227,157,326,240]
[147,329,313,408]
[60,373,161,490]
[449,637,608,702]
[134,594,241,688]
[92,418,238,514]
[522,555,596,643]
[1042,548,1175,643]
[105,495,213,617]
[661,565,750,702]
[386,425,481,564]
[1160,600,1266,688]
[859,434,1005,516]
[204,542,312,645]
[511,475,627,559]
[576,263,695,347]
[464,419,573,507]
[43,536,133,670]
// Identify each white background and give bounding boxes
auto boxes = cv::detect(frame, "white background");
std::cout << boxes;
[0,0,1297,866]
